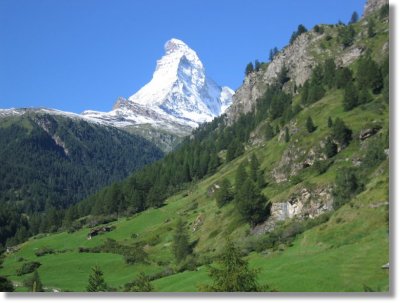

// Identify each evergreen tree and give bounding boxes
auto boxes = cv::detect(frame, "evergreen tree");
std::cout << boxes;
[269,47,278,61]
[290,24,308,44]
[332,118,352,148]
[333,168,361,209]
[87,266,108,292]
[357,56,383,94]
[124,272,153,292]
[301,80,310,104]
[323,58,336,88]
[324,137,338,158]
[31,270,44,292]
[254,60,261,72]
[250,154,261,183]
[201,239,266,292]
[235,163,248,193]
[349,11,359,24]
[172,218,191,263]
[284,127,290,143]
[265,123,275,140]
[336,67,353,89]
[382,75,389,104]
[215,179,234,208]
[343,82,359,111]
[245,62,254,75]
[327,116,333,128]
[358,86,372,104]
[306,116,316,133]
[235,178,268,226]
[277,64,290,87]
[367,19,375,37]
[338,25,356,47]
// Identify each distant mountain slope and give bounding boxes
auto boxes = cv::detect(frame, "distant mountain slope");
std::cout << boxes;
[0,109,163,213]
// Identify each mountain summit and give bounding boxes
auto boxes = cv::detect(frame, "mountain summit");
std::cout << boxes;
[83,38,234,133]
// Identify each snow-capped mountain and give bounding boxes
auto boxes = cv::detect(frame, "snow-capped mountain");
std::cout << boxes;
[82,38,234,133]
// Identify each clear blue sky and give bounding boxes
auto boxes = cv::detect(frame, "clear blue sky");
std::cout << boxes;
[0,0,365,113]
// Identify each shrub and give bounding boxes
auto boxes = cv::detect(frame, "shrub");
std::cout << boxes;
[34,247,55,257]
[16,261,41,276]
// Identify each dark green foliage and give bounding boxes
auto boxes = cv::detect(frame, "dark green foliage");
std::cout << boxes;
[35,247,55,257]
[349,11,359,24]
[323,59,337,88]
[0,276,14,292]
[333,168,362,209]
[0,114,163,245]
[363,136,387,168]
[306,116,316,133]
[269,47,279,61]
[16,261,41,276]
[124,272,154,292]
[235,178,269,226]
[284,127,290,143]
[313,25,324,34]
[245,62,254,75]
[226,139,244,162]
[367,19,375,37]
[235,163,248,191]
[338,24,356,47]
[215,179,234,208]
[332,118,352,148]
[357,56,383,94]
[324,137,338,158]
[343,82,359,111]
[265,123,275,140]
[380,4,389,18]
[290,24,308,44]
[86,266,109,292]
[358,86,372,104]
[336,67,353,89]
[201,239,266,291]
[254,60,261,72]
[327,116,333,128]
[172,218,191,263]
[250,154,265,188]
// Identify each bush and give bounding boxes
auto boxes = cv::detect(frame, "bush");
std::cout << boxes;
[35,247,55,257]
[16,261,41,276]
[314,159,333,175]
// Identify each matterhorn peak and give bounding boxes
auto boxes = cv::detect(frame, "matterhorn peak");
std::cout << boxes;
[83,38,234,135]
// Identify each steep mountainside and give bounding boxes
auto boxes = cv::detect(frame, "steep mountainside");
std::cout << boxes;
[0,109,163,244]
[0,0,389,292]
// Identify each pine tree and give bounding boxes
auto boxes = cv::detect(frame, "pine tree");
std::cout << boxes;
[327,116,333,128]
[172,218,191,263]
[343,82,358,111]
[215,178,234,208]
[87,266,108,292]
[200,239,266,292]
[323,58,336,88]
[235,163,248,194]
[245,62,254,75]
[125,272,153,292]
[324,137,338,158]
[250,154,261,183]
[357,56,383,94]
[0,276,14,292]
[254,60,261,72]
[284,127,290,143]
[301,80,310,104]
[235,178,268,226]
[265,123,275,140]
[332,118,352,148]
[336,67,353,89]
[349,11,359,24]
[306,116,316,133]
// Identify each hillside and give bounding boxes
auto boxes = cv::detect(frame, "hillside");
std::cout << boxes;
[0,109,163,247]
[0,0,390,292]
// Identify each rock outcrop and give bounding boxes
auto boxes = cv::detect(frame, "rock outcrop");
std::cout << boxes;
[252,186,333,235]
[363,0,388,17]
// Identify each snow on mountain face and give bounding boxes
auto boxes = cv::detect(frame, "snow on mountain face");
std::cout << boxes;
[111,38,234,128]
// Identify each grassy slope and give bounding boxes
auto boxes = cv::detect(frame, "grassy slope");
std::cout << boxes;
[0,89,389,292]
